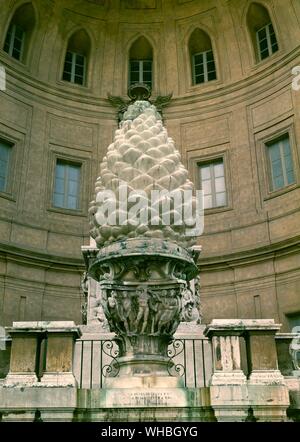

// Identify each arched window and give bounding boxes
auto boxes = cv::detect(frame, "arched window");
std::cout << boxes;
[189,29,217,85]
[62,30,91,86]
[3,2,36,62]
[129,36,153,88]
[247,2,279,62]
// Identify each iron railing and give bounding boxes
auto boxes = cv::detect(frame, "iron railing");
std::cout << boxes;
[74,337,213,389]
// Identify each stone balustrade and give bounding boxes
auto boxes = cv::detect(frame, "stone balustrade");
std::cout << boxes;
[204,319,290,421]
[0,319,299,421]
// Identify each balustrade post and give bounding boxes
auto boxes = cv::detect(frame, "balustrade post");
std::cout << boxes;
[205,320,247,386]
[40,322,81,387]
[5,322,45,386]
[205,319,290,422]
[243,320,289,421]
[244,320,284,385]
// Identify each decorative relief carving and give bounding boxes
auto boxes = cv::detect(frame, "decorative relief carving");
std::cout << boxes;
[100,285,182,337]
[180,284,198,322]
[80,272,88,325]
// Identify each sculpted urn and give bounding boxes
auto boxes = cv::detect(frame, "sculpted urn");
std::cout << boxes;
[83,94,202,383]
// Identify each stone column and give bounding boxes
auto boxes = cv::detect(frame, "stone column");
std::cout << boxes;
[5,322,45,386]
[40,322,81,387]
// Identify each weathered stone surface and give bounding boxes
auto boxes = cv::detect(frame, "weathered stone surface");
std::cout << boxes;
[83,234,200,381]
[40,324,81,387]
[247,335,278,371]
[0,341,11,379]
[0,386,77,422]
[84,99,202,383]
[89,101,199,249]
[276,333,299,376]
[0,385,214,422]
[210,384,290,422]
[205,319,291,421]
[5,322,81,387]
[5,334,41,386]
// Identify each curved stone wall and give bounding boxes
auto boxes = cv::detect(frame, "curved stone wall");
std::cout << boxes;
[0,0,299,329]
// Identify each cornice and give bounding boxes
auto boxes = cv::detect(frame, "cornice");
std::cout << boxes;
[1,46,299,120]
[0,235,299,274]
[199,235,300,271]
[0,241,84,271]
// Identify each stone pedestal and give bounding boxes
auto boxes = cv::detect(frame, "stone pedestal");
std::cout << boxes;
[5,322,81,388]
[209,385,250,422]
[205,319,289,422]
[204,320,248,421]
[245,321,285,385]
[0,386,77,422]
[5,323,45,386]
[40,322,81,386]
[82,238,199,393]
[205,320,247,386]
[248,384,289,422]
[275,333,299,376]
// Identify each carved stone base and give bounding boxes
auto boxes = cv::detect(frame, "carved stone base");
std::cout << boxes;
[248,384,290,422]
[104,386,187,408]
[248,370,285,385]
[83,238,199,381]
[1,411,38,422]
[5,372,38,386]
[251,406,288,422]
[212,408,249,422]
[40,372,77,387]
[210,371,247,386]
[105,375,183,390]
[209,385,250,422]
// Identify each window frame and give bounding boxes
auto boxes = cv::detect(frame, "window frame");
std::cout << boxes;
[2,3,37,67]
[62,50,87,86]
[4,23,25,61]
[129,59,153,88]
[192,49,217,85]
[48,152,88,216]
[263,131,298,198]
[53,159,82,211]
[266,135,295,192]
[188,148,233,215]
[256,22,278,62]
[0,139,13,196]
[198,158,227,211]
[256,124,299,201]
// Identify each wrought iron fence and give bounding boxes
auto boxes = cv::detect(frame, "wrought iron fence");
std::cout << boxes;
[74,337,213,389]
